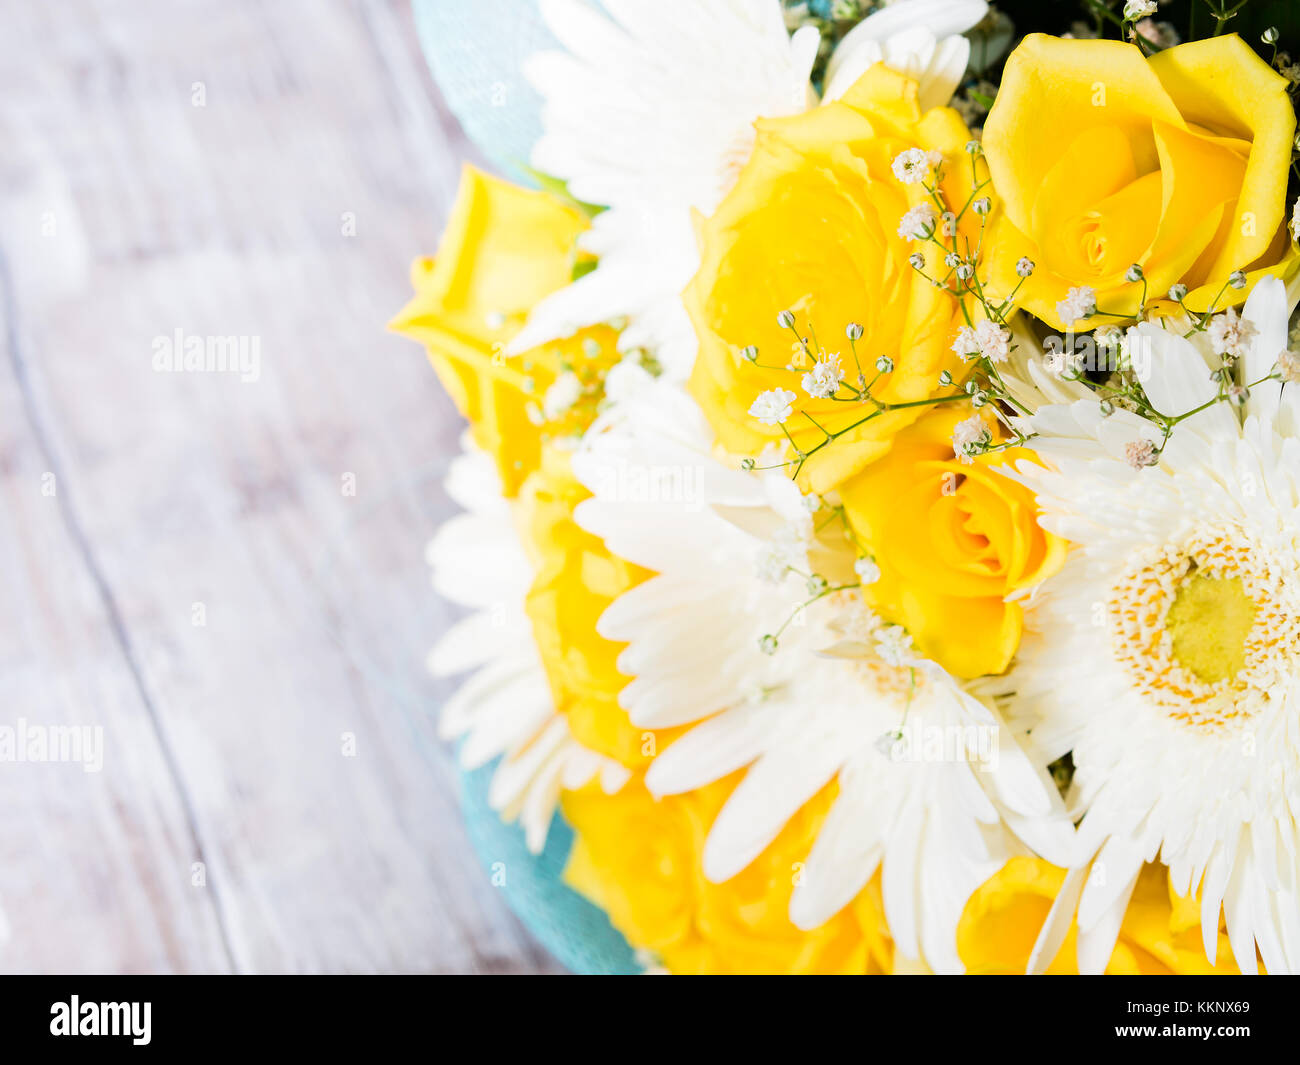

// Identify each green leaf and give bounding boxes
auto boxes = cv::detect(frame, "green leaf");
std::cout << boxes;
[518,164,607,218]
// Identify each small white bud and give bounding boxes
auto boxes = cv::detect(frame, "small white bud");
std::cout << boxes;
[854,557,881,585]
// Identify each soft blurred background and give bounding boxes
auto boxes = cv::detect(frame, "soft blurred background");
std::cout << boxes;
[0,0,564,972]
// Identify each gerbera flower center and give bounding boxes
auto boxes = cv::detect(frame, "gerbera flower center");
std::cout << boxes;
[1165,575,1256,685]
[1106,524,1300,729]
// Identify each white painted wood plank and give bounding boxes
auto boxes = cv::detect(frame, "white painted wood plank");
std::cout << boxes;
[0,0,560,972]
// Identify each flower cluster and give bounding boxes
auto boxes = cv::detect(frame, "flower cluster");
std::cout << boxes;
[402,0,1300,976]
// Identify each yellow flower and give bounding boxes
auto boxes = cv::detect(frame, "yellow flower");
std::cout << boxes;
[983,34,1298,330]
[686,66,983,495]
[391,165,616,496]
[515,446,668,769]
[837,407,1066,678]
[562,775,894,974]
[958,857,1242,974]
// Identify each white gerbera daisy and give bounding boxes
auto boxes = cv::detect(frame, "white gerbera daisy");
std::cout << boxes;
[1008,276,1300,973]
[570,380,1075,973]
[428,438,629,853]
[509,0,820,375]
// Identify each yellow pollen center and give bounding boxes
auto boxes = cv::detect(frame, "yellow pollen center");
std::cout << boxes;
[1165,575,1256,685]
[1105,525,1298,729]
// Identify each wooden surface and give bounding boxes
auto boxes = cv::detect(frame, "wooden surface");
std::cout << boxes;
[0,0,560,973]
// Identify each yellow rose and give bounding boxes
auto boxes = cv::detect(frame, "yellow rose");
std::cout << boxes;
[958,857,1242,974]
[984,34,1297,330]
[391,165,617,496]
[515,446,670,769]
[837,407,1066,678]
[686,66,984,495]
[562,775,893,974]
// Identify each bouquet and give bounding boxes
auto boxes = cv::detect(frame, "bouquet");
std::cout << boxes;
[394,0,1300,974]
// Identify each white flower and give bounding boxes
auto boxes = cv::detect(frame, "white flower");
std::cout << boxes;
[603,355,654,403]
[800,351,845,398]
[1135,18,1179,47]
[1016,256,1035,277]
[873,624,914,666]
[952,413,991,463]
[1290,195,1300,242]
[892,148,932,184]
[822,0,992,110]
[974,319,1011,363]
[1055,286,1097,325]
[1277,348,1300,384]
[1122,0,1157,19]
[749,387,797,425]
[756,523,808,584]
[898,202,938,241]
[428,440,629,853]
[542,370,582,420]
[1122,438,1158,469]
[511,0,821,377]
[571,378,1074,974]
[854,556,881,585]
[1205,306,1258,361]
[1011,278,1300,974]
[1043,345,1075,378]
[951,325,979,361]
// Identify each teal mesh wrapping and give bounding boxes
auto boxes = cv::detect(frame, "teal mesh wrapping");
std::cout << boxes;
[460,758,641,975]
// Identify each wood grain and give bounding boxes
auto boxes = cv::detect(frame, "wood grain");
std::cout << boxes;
[0,0,560,973]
